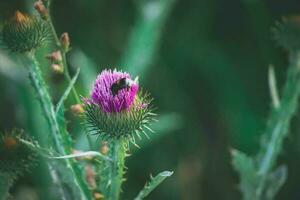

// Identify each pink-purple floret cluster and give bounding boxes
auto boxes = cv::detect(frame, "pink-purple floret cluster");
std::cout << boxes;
[89,69,139,113]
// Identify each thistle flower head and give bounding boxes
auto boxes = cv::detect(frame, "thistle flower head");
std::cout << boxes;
[84,69,155,141]
[272,16,300,51]
[0,129,38,179]
[1,11,49,52]
[90,69,139,113]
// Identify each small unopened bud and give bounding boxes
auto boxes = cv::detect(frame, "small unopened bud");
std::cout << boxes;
[2,11,49,52]
[85,164,96,189]
[94,193,104,200]
[34,0,48,19]
[51,63,63,74]
[60,32,70,52]
[71,104,85,115]
[46,51,62,62]
[100,142,109,155]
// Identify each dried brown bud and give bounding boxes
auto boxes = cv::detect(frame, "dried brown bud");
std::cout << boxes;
[3,137,17,150]
[93,193,104,200]
[71,104,85,115]
[51,63,63,74]
[100,142,109,155]
[34,0,48,19]
[46,51,62,62]
[60,32,70,52]
[85,164,96,189]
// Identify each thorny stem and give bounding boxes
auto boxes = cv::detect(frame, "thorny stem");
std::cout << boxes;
[107,138,127,200]
[256,51,300,198]
[25,52,91,200]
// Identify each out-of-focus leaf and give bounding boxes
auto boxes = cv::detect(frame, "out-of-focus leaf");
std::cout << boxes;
[56,68,80,114]
[69,49,97,93]
[121,0,177,77]
[264,165,287,200]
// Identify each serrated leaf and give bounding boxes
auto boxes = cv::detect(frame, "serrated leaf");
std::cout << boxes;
[56,68,80,114]
[134,171,173,200]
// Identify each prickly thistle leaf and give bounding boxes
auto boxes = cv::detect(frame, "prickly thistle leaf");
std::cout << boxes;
[1,11,49,52]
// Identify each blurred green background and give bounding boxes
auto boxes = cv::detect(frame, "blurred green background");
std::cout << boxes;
[1,0,300,199]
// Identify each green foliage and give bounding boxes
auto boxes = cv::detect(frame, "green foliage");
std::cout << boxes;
[25,53,92,199]
[134,171,173,200]
[55,68,80,114]
[232,50,300,200]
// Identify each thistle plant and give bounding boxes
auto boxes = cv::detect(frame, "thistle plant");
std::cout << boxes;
[0,0,173,199]
[84,69,156,199]
[232,16,300,200]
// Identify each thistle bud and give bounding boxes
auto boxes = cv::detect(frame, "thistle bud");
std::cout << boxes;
[0,129,38,179]
[34,0,48,20]
[84,69,155,141]
[85,164,96,189]
[1,11,49,52]
[71,104,85,115]
[60,32,70,52]
[93,193,104,200]
[51,63,64,74]
[46,51,62,63]
[100,142,109,155]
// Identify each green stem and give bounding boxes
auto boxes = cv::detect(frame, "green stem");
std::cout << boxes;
[46,17,80,103]
[46,12,93,148]
[108,138,127,200]
[25,52,91,200]
[256,51,300,198]
[0,174,13,200]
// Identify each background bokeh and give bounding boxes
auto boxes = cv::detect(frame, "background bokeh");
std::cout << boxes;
[1,0,300,199]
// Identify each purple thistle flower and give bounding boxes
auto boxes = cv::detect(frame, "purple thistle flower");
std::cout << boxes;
[90,69,139,113]
[84,69,155,140]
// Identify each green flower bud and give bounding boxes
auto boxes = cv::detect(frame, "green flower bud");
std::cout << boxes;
[1,11,49,52]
